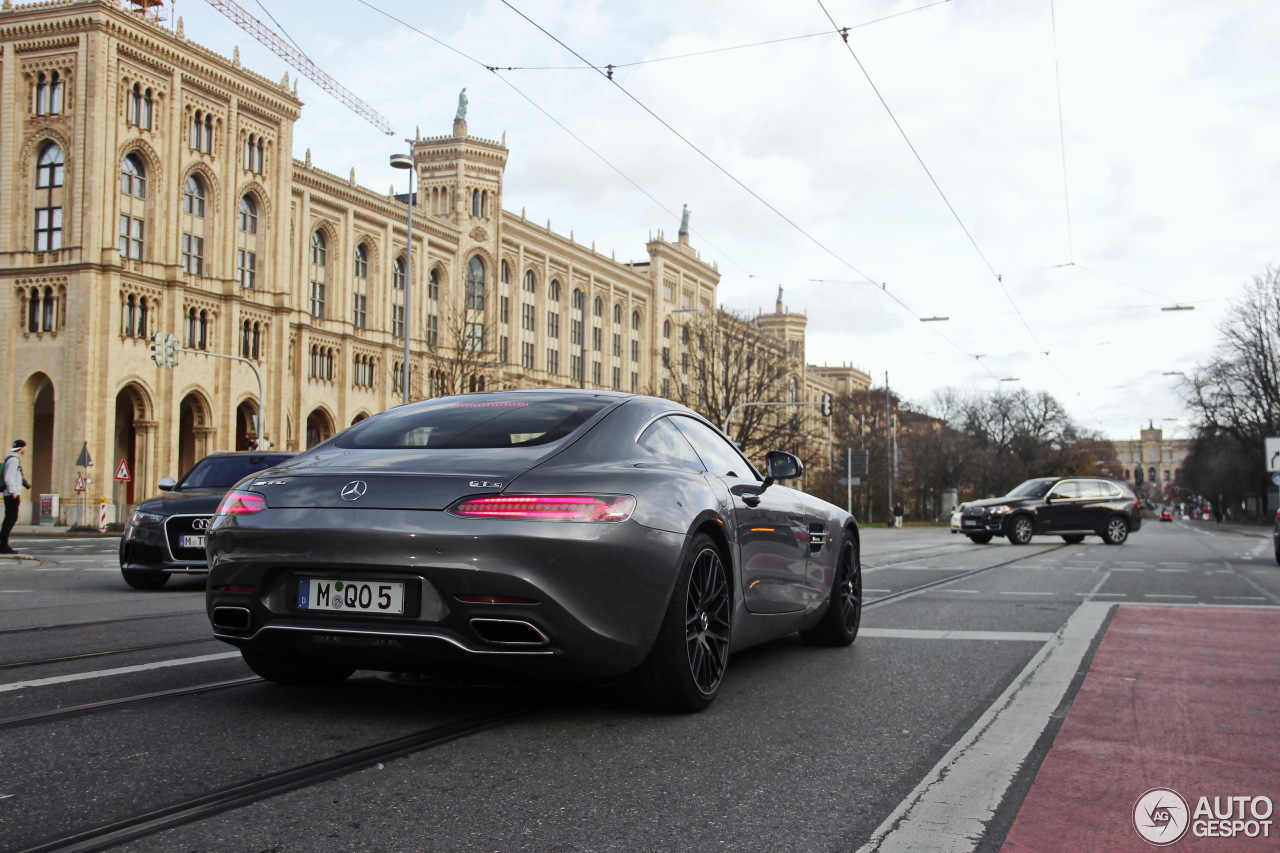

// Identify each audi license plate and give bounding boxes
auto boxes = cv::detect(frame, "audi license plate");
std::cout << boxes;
[298,579,405,615]
[178,535,206,548]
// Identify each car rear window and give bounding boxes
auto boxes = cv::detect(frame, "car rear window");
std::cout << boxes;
[177,454,292,490]
[334,396,614,449]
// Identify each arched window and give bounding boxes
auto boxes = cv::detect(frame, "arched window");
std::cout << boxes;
[501,260,511,284]
[309,231,327,318]
[310,230,326,266]
[353,244,368,279]
[129,84,153,129]
[594,296,603,317]
[613,304,622,324]
[137,297,149,338]
[34,143,64,251]
[244,133,265,173]
[120,154,146,197]
[124,294,137,337]
[428,268,440,300]
[789,377,799,403]
[35,71,62,116]
[662,320,671,339]
[632,310,641,331]
[393,256,405,291]
[238,195,257,233]
[524,271,537,295]
[466,256,485,311]
[183,175,206,217]
[120,154,146,260]
[471,189,481,217]
[550,279,560,302]
[191,110,214,154]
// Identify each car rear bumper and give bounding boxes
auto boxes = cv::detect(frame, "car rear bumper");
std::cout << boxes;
[205,509,687,678]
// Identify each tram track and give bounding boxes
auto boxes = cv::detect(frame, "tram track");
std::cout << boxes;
[10,698,558,853]
[0,637,218,671]
[1,540,1065,852]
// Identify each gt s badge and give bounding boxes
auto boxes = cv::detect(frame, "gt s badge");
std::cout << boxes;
[469,480,503,488]
[252,479,290,486]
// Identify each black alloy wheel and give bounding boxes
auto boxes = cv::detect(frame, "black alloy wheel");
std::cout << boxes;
[1006,515,1035,545]
[1101,516,1130,545]
[801,537,861,646]
[966,533,993,544]
[628,533,730,712]
[1061,534,1086,544]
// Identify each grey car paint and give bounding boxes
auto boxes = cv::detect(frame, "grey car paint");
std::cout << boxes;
[206,390,859,706]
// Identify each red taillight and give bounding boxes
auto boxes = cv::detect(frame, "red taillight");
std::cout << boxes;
[448,494,635,522]
[216,490,268,516]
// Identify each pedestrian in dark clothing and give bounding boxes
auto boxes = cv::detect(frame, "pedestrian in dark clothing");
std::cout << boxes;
[2,439,30,554]
[892,502,905,529]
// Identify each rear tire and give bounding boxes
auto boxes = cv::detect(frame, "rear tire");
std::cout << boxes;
[800,537,861,647]
[1101,516,1130,545]
[1061,534,1085,544]
[966,533,993,544]
[122,569,170,590]
[626,533,730,713]
[1005,515,1034,545]
[241,649,354,685]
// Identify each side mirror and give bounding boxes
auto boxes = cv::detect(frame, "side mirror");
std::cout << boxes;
[764,450,804,481]
[157,477,177,491]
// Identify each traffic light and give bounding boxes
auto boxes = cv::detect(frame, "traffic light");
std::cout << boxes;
[150,331,165,367]
[820,393,833,417]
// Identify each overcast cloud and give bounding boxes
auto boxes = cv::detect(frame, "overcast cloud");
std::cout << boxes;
[166,0,1280,439]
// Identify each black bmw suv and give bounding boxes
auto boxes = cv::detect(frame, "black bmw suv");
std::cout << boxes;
[950,476,1142,545]
[120,451,293,589]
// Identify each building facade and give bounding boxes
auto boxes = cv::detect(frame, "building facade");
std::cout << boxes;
[1112,424,1190,502]
[0,0,870,524]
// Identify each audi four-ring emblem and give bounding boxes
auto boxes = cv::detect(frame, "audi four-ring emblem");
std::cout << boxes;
[192,517,210,531]
[340,480,368,501]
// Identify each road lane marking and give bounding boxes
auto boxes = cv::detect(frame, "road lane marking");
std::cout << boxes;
[0,652,241,693]
[998,591,1053,596]
[860,629,1054,642]
[1144,594,1196,599]
[855,601,1111,853]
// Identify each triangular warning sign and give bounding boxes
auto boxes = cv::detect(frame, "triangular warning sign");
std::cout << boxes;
[114,458,131,481]
[74,472,86,492]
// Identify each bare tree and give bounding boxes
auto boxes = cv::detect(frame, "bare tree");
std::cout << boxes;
[652,308,814,464]
[1182,265,1280,515]
[417,306,504,398]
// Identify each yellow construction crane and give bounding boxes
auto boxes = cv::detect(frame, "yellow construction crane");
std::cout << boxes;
[202,0,396,136]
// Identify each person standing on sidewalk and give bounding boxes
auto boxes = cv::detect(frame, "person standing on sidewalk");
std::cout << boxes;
[2,439,30,554]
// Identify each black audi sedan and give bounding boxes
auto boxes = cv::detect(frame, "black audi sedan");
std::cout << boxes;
[119,450,293,589]
[950,476,1142,545]
[205,390,862,712]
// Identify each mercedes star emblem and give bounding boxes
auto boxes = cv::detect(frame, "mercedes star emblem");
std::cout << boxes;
[340,480,368,501]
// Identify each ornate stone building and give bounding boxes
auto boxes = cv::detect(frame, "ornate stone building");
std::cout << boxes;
[0,0,870,523]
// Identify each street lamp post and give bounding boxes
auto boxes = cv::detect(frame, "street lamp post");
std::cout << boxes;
[390,149,415,405]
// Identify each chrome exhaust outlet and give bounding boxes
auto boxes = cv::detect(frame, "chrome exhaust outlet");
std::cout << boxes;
[211,606,252,632]
[469,618,550,647]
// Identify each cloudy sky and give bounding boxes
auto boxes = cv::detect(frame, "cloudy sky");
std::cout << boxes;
[163,0,1279,440]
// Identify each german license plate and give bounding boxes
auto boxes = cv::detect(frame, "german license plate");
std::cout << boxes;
[962,519,979,528]
[298,579,405,615]
[179,534,206,548]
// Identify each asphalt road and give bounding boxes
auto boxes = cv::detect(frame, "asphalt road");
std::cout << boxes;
[0,520,1274,852]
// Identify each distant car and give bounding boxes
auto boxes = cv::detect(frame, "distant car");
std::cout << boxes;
[119,451,294,589]
[950,476,1142,545]
[204,390,862,712]
[1159,510,1173,522]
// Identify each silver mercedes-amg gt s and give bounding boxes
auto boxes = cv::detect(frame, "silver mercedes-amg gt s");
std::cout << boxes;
[206,389,861,712]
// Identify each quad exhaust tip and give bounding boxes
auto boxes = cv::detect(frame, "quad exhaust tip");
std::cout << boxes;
[211,606,252,632]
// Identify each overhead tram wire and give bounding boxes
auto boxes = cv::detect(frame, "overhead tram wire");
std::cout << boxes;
[1049,0,1074,264]
[351,0,748,274]
[494,0,1003,382]
[813,0,1105,421]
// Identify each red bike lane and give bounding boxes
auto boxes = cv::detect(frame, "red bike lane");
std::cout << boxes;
[1002,605,1280,852]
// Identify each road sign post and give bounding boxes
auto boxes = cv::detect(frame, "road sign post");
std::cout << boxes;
[1266,437,1280,473]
